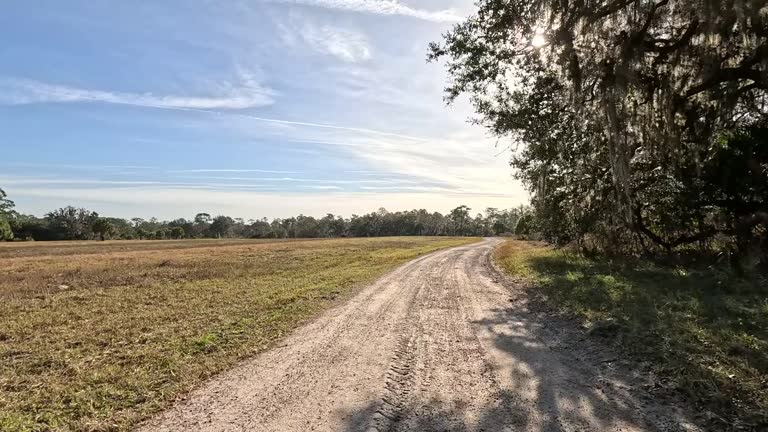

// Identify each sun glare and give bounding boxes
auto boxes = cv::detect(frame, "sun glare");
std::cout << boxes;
[531,34,547,48]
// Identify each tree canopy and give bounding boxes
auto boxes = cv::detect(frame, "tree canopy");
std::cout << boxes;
[430,0,768,265]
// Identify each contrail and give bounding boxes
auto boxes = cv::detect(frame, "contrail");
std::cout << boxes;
[75,97,429,142]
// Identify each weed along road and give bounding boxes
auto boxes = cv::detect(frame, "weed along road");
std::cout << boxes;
[142,239,697,432]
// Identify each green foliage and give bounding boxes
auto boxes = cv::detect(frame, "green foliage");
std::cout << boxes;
[448,205,471,236]
[430,0,768,264]
[514,213,534,236]
[0,200,531,241]
[0,188,15,240]
[45,207,99,240]
[91,218,115,241]
[0,188,14,215]
[492,221,506,234]
[103,217,134,239]
[0,183,532,242]
[8,214,48,241]
[169,226,185,239]
[0,219,12,241]
[208,215,234,238]
[193,332,220,353]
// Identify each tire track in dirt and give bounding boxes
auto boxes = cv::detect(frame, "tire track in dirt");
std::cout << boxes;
[140,239,699,432]
[366,333,417,431]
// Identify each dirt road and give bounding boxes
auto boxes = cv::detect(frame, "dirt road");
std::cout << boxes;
[142,239,697,432]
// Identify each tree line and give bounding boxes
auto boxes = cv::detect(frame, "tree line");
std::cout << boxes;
[430,0,768,271]
[0,189,532,241]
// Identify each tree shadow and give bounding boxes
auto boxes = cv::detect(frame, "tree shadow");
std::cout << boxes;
[523,254,768,428]
[335,294,696,431]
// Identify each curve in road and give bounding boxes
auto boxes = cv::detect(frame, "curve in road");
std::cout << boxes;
[141,238,697,432]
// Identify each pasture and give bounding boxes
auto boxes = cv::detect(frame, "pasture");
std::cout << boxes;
[0,237,477,431]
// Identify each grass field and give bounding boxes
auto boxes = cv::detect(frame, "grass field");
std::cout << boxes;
[0,237,478,431]
[494,240,768,428]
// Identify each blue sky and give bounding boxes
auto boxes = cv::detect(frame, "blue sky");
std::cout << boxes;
[0,0,527,219]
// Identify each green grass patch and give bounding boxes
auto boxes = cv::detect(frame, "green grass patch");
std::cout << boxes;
[0,237,478,431]
[494,240,768,428]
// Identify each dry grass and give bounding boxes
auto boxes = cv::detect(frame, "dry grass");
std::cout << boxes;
[494,240,768,429]
[0,238,315,259]
[0,237,478,431]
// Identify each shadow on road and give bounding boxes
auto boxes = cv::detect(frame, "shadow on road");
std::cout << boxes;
[336,297,693,432]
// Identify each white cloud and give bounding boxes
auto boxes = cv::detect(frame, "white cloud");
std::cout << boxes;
[277,15,372,63]
[0,178,164,186]
[267,0,461,22]
[0,162,159,170]
[360,185,454,192]
[287,139,357,147]
[0,71,275,110]
[308,185,343,190]
[167,169,298,174]
[180,109,427,141]
[173,176,419,185]
[0,177,279,190]
[1,77,427,141]
[300,23,371,62]
[277,123,527,201]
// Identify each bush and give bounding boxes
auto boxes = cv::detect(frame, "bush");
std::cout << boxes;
[0,218,12,241]
[514,214,534,236]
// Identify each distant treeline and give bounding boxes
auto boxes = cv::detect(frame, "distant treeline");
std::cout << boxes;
[0,189,531,241]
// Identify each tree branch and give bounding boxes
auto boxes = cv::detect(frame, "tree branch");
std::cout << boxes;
[631,0,670,45]
[633,205,722,250]
[685,67,766,98]
[588,0,640,24]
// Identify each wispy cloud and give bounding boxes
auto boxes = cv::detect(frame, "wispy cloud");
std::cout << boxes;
[1,0,527,219]
[281,127,525,198]
[174,176,419,185]
[287,139,357,147]
[0,176,326,192]
[267,0,461,22]
[0,178,165,186]
[280,18,372,62]
[0,71,275,110]
[308,185,343,190]
[1,77,426,141]
[220,112,427,141]
[360,185,453,191]
[167,169,298,174]
[0,162,159,170]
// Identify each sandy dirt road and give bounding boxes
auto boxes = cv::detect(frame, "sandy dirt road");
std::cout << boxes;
[142,238,697,432]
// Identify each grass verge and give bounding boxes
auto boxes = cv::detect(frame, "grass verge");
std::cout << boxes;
[0,237,478,431]
[494,240,768,429]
